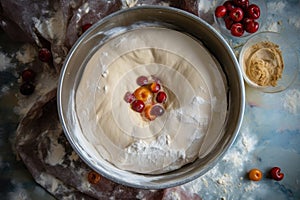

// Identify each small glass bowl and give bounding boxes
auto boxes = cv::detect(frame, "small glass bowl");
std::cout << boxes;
[239,31,299,93]
[213,0,267,39]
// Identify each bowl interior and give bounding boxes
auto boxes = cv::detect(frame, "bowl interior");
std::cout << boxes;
[58,6,245,189]
[239,31,299,93]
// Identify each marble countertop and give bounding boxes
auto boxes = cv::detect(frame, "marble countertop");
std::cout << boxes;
[0,0,299,199]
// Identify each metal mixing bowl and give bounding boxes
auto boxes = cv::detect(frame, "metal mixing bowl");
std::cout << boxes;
[58,6,245,189]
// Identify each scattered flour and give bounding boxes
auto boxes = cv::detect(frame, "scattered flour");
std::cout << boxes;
[7,186,29,200]
[267,1,286,13]
[241,132,257,152]
[44,131,66,166]
[216,173,232,186]
[78,179,91,191]
[265,20,281,32]
[124,0,138,7]
[37,172,79,196]
[182,126,258,198]
[37,173,60,193]
[198,0,217,13]
[283,89,300,114]
[124,0,169,7]
[68,151,79,162]
[244,181,260,192]
[288,17,300,29]
[163,191,181,200]
[0,51,15,97]
[198,0,217,24]
[222,127,258,169]
[15,44,37,64]
[32,8,66,44]
[264,1,286,35]
[1,84,10,94]
[0,51,13,71]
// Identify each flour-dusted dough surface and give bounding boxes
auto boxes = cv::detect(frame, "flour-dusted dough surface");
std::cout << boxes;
[75,27,228,174]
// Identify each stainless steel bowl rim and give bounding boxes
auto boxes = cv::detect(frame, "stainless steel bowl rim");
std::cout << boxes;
[58,5,245,189]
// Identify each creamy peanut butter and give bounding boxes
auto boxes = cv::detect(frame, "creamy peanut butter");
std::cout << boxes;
[244,41,284,87]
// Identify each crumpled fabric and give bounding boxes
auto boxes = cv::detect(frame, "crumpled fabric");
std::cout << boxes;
[125,0,199,15]
[2,1,202,199]
[0,0,122,71]
[0,0,199,71]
